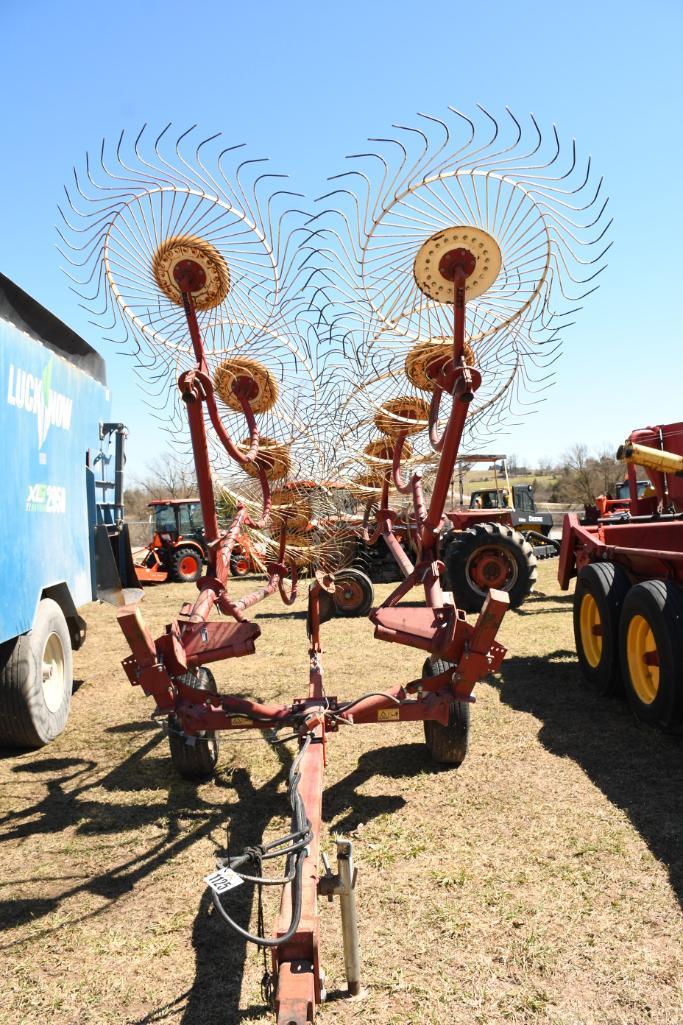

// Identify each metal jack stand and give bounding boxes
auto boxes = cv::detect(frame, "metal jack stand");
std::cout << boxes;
[320,839,362,998]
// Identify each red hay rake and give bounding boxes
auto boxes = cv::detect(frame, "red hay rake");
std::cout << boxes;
[59,112,610,1023]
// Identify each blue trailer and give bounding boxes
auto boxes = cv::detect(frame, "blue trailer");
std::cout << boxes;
[0,272,137,748]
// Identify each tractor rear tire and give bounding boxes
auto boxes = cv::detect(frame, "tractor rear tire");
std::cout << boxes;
[573,562,630,696]
[0,598,73,748]
[171,546,203,584]
[443,522,537,613]
[168,667,220,781]
[618,580,683,730]
[230,548,250,577]
[422,658,470,766]
[333,568,374,618]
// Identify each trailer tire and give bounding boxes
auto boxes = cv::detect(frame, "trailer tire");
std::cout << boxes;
[619,580,683,730]
[443,523,536,612]
[168,667,220,781]
[422,658,470,766]
[333,568,374,617]
[573,562,630,696]
[0,598,73,748]
[171,546,203,583]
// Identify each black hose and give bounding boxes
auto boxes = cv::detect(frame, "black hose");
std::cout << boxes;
[210,734,313,948]
[336,691,403,713]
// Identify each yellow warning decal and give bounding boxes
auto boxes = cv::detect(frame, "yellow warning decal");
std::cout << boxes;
[377,708,400,721]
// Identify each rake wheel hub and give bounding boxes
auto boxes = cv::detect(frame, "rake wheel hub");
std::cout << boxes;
[438,247,477,282]
[173,258,207,294]
[413,226,502,303]
[152,233,231,311]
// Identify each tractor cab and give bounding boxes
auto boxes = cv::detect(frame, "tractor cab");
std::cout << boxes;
[467,482,552,537]
[136,499,207,584]
[150,499,205,547]
[615,479,651,501]
[469,487,513,510]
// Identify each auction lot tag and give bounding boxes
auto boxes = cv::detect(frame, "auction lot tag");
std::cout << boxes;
[205,866,244,894]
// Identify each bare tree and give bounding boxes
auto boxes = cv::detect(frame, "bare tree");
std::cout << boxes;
[136,452,197,501]
[554,443,622,504]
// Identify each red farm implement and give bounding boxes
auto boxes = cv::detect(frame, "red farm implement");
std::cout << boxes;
[559,421,683,730]
[60,111,610,1022]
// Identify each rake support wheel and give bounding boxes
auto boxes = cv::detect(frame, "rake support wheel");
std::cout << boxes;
[333,568,374,618]
[168,668,220,781]
[422,658,470,766]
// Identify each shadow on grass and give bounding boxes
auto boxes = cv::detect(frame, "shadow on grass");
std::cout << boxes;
[0,719,295,1024]
[492,650,683,905]
[0,727,228,917]
[323,742,432,834]
[180,755,291,1025]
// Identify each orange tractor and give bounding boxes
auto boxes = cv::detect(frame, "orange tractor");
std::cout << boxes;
[135,499,257,584]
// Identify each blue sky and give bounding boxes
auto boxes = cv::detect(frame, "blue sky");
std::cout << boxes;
[2,0,682,479]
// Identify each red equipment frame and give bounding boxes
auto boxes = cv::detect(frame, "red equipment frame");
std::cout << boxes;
[559,421,683,590]
[115,250,508,1024]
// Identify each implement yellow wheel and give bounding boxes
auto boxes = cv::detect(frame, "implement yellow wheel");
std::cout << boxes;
[572,562,629,696]
[626,615,660,704]
[579,593,603,669]
[619,579,683,730]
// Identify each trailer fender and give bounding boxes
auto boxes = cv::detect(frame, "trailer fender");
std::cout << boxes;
[558,513,580,590]
[42,582,87,650]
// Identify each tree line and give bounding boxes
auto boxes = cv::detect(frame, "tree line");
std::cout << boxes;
[124,444,636,519]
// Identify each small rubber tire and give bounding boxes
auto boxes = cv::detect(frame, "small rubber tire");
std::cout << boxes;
[422,658,470,766]
[0,598,73,748]
[168,667,220,781]
[573,562,630,696]
[618,579,683,730]
[443,522,537,612]
[333,568,374,618]
[230,548,250,577]
[171,546,203,583]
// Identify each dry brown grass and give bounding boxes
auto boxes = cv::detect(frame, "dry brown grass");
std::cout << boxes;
[0,563,681,1025]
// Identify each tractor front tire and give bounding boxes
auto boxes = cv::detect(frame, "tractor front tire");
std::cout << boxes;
[573,561,630,696]
[168,667,220,781]
[171,546,203,584]
[0,598,73,748]
[443,522,537,613]
[333,568,374,618]
[619,580,683,730]
[422,658,470,766]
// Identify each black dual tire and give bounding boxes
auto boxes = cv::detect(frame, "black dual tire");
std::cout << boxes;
[333,568,374,618]
[422,658,470,766]
[171,546,203,583]
[573,562,630,696]
[0,598,73,748]
[443,522,537,613]
[168,667,220,781]
[619,580,683,730]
